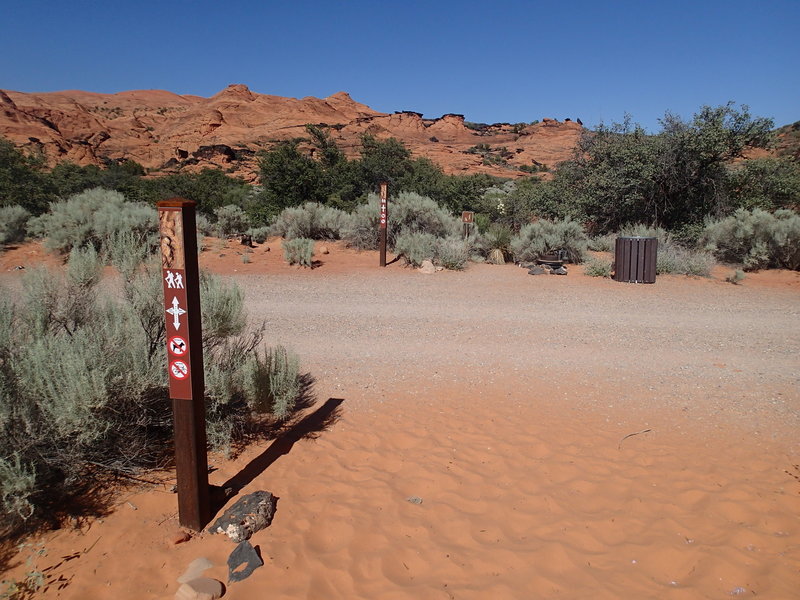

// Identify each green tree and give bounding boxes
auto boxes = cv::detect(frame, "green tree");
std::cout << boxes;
[557,103,776,233]
[257,139,325,217]
[0,137,55,214]
[358,134,414,189]
[725,157,800,211]
[141,168,251,216]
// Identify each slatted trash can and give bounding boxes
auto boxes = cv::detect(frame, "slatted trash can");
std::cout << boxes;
[613,236,658,283]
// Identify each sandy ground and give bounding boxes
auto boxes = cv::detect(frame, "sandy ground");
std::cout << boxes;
[1,239,799,599]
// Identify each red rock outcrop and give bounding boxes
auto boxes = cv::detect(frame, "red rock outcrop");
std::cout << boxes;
[0,84,585,180]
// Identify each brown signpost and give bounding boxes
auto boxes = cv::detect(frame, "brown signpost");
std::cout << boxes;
[379,181,388,267]
[157,198,210,531]
[462,211,475,239]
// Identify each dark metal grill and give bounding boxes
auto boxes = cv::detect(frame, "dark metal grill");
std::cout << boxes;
[613,236,658,283]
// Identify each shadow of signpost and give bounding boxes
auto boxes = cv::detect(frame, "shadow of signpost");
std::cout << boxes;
[213,397,344,511]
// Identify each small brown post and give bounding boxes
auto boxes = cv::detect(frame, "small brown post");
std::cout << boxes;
[462,211,474,239]
[157,198,210,531]
[379,181,388,267]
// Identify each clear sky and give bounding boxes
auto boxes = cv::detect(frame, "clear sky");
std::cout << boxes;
[2,0,797,132]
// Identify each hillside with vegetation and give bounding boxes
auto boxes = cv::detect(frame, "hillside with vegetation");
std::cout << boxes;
[0,85,582,180]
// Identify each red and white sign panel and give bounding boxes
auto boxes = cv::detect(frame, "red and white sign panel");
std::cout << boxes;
[170,360,189,380]
[162,267,193,398]
[462,211,474,223]
[169,336,188,356]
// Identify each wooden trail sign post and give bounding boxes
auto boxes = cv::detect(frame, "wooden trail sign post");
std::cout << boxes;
[462,211,474,239]
[379,181,388,267]
[157,198,210,531]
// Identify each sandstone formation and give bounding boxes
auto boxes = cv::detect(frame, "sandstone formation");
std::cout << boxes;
[0,84,585,181]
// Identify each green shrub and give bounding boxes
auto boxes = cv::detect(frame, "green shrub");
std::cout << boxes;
[701,208,800,270]
[245,346,301,420]
[482,224,513,256]
[435,237,470,270]
[0,206,31,245]
[282,238,314,266]
[247,226,271,244]
[584,258,613,277]
[655,243,715,276]
[511,218,588,263]
[213,204,250,237]
[341,192,460,250]
[617,223,670,244]
[726,269,746,284]
[0,255,305,536]
[196,214,215,236]
[389,191,461,242]
[393,231,437,267]
[270,202,348,240]
[587,234,614,252]
[106,231,153,280]
[340,198,381,250]
[27,188,157,255]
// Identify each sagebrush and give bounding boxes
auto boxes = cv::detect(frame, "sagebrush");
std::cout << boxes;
[282,237,314,266]
[0,247,305,538]
[701,208,800,270]
[27,188,157,255]
[341,192,460,250]
[0,205,30,245]
[393,231,437,267]
[511,218,588,263]
[270,202,348,240]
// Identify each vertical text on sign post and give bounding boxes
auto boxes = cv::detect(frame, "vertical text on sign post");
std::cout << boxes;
[379,181,388,267]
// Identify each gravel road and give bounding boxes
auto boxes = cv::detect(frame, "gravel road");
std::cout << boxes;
[230,264,800,445]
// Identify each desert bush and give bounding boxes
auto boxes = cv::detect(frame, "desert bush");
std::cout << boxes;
[246,346,301,420]
[477,224,513,259]
[393,231,437,267]
[436,237,470,270]
[0,205,31,245]
[726,269,746,284]
[655,243,715,276]
[106,230,154,280]
[390,192,461,242]
[511,218,588,263]
[584,257,613,277]
[213,204,250,237]
[270,202,348,240]
[247,226,271,244]
[0,253,305,536]
[27,188,157,255]
[587,234,614,252]
[341,192,460,250]
[701,208,800,270]
[282,238,314,267]
[340,198,381,250]
[196,213,215,236]
[617,223,670,243]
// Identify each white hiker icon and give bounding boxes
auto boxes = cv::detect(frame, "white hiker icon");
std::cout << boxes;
[165,270,184,289]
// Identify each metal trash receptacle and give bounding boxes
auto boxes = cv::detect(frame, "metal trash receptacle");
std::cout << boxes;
[613,236,658,283]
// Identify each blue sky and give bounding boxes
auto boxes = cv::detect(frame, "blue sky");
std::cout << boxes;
[2,0,797,132]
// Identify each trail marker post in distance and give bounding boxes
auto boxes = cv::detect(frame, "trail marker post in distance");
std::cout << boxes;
[157,198,210,531]
[462,211,474,239]
[379,181,388,267]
